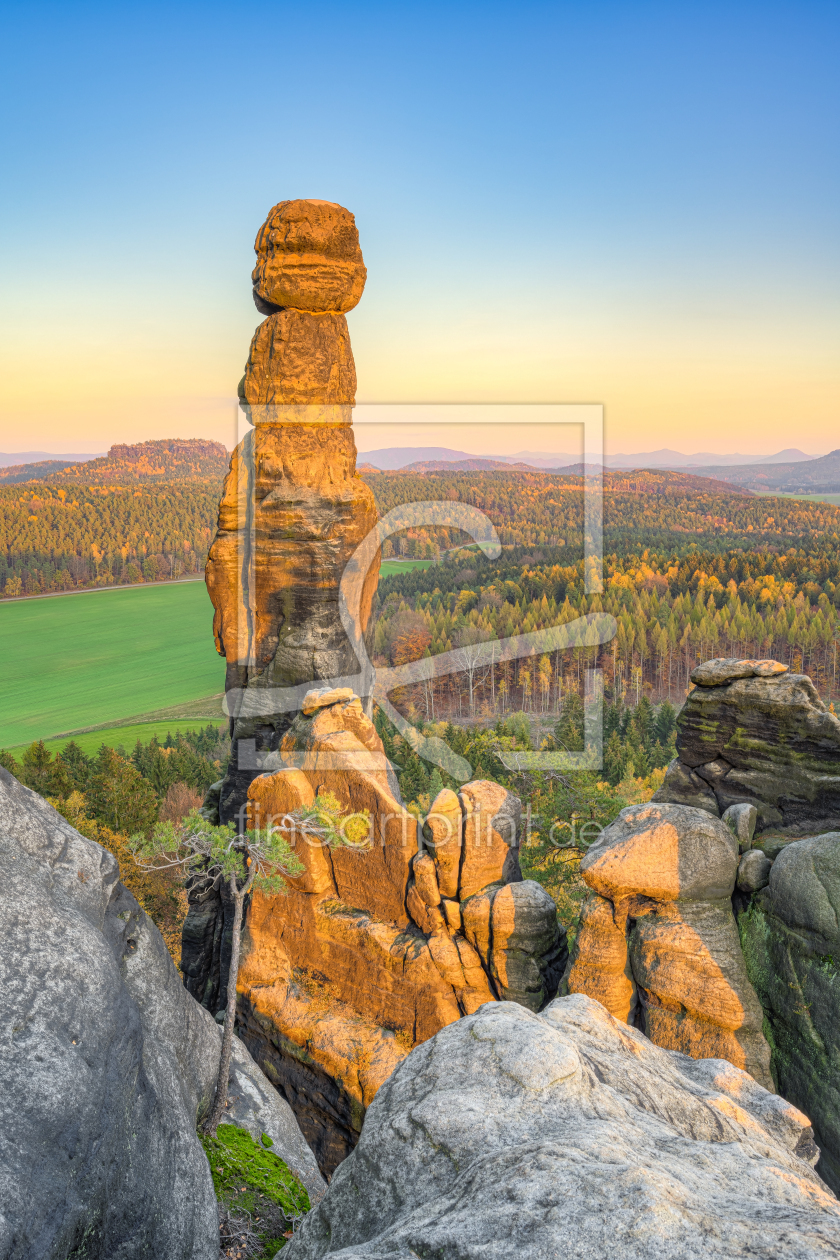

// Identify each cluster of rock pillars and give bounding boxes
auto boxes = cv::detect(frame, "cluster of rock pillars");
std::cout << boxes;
[187,199,840,1197]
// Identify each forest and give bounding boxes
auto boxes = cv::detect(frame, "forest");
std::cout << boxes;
[0,439,225,594]
[0,692,674,940]
[2,449,837,707]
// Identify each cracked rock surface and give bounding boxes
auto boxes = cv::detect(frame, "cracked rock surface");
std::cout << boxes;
[0,767,323,1260]
[286,995,840,1260]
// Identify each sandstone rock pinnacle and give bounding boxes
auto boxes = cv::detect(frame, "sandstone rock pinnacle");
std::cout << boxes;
[204,199,378,824]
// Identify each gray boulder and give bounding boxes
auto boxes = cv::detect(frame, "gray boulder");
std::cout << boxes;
[0,767,323,1260]
[739,831,840,1193]
[655,664,840,835]
[737,848,773,892]
[286,995,840,1260]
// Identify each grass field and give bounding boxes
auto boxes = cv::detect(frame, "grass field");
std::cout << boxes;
[1,583,225,750]
[8,720,229,759]
[379,559,437,576]
[755,490,840,506]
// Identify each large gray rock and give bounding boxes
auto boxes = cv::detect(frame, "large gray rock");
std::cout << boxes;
[655,664,840,835]
[286,995,840,1260]
[0,767,324,1260]
[739,832,840,1193]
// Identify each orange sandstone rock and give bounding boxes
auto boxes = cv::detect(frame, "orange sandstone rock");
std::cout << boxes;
[207,695,568,1173]
[569,801,772,1088]
[252,199,367,314]
[566,893,637,1024]
[412,853,441,907]
[458,780,521,900]
[242,310,357,407]
[628,900,772,1087]
[424,787,463,898]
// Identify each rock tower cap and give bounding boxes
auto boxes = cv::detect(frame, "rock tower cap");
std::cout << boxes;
[252,199,366,314]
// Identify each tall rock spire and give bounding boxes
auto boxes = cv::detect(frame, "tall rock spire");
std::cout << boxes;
[205,200,379,824]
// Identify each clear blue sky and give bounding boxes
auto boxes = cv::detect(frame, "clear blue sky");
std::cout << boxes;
[1,1,837,454]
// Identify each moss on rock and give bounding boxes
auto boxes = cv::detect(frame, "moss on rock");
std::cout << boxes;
[200,1123,310,1256]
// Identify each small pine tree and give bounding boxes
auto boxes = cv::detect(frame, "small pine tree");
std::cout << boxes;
[87,746,158,834]
[428,767,445,802]
[131,795,361,1134]
[20,741,53,795]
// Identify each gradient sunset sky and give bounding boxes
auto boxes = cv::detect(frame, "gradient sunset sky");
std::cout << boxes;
[1,1,837,456]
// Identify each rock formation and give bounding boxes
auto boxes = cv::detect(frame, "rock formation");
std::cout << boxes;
[739,831,840,1192]
[182,690,567,1175]
[0,766,323,1260]
[205,199,379,824]
[654,658,840,836]
[285,995,840,1260]
[566,801,774,1087]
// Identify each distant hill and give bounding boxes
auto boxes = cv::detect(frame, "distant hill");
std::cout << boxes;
[6,439,229,485]
[0,451,104,468]
[401,458,537,472]
[678,449,840,492]
[0,461,79,484]
[358,446,477,469]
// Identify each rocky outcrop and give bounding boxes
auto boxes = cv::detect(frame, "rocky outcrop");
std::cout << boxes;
[182,692,567,1175]
[206,199,378,824]
[0,766,324,1260]
[285,994,839,1260]
[567,801,773,1087]
[739,832,840,1193]
[655,658,840,836]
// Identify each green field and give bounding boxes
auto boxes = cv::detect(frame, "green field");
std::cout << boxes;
[1,583,225,750]
[379,559,437,577]
[8,720,228,760]
[755,490,840,506]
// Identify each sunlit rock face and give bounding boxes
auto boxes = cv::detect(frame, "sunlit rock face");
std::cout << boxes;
[204,199,378,824]
[284,996,839,1260]
[566,801,773,1089]
[251,199,367,315]
[182,693,567,1176]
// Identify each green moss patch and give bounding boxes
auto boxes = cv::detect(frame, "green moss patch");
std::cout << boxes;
[199,1124,310,1256]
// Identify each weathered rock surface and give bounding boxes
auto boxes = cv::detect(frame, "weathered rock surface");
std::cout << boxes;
[252,199,366,314]
[205,198,377,825]
[184,695,567,1175]
[655,661,840,835]
[691,657,789,686]
[205,420,378,824]
[568,801,773,1087]
[242,310,357,407]
[739,832,840,1193]
[0,767,323,1260]
[737,848,773,892]
[285,994,839,1260]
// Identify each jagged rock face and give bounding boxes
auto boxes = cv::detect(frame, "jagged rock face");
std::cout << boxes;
[285,995,839,1260]
[567,801,773,1087]
[739,832,840,1193]
[654,660,840,835]
[0,768,324,1260]
[182,695,567,1176]
[205,201,377,823]
[252,199,367,314]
